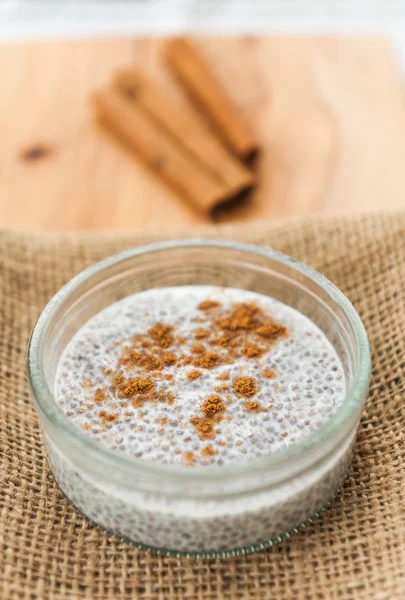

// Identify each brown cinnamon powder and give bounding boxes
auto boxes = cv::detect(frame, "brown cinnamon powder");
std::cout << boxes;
[233,376,258,398]
[219,302,259,331]
[93,388,106,403]
[242,344,265,358]
[161,352,177,366]
[157,390,176,404]
[256,323,287,339]
[119,350,162,372]
[190,393,226,441]
[147,322,174,348]
[98,410,118,423]
[121,377,155,397]
[201,395,225,418]
[201,445,216,457]
[131,397,147,409]
[194,329,211,339]
[198,300,221,311]
[218,372,230,381]
[215,384,230,392]
[183,452,196,465]
[190,343,205,354]
[187,370,203,380]
[81,295,289,465]
[209,334,231,348]
[111,374,124,387]
[244,400,262,412]
[190,417,215,440]
[192,351,221,369]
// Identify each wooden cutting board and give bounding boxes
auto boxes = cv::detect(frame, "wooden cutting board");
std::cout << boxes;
[1,36,405,230]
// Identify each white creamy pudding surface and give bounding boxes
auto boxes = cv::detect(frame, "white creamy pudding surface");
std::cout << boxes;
[55,286,346,467]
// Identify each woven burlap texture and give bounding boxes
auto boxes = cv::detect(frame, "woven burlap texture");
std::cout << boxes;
[0,212,404,600]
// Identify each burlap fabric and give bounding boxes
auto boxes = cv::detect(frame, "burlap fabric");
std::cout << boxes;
[0,212,404,600]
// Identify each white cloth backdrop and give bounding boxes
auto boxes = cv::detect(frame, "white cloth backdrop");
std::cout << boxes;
[1,1,405,75]
[1,1,405,38]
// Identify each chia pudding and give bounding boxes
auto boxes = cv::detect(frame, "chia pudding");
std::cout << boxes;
[55,286,345,465]
[43,285,356,554]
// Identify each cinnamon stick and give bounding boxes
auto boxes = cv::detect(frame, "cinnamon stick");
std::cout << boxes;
[164,38,259,161]
[93,88,242,214]
[114,69,255,195]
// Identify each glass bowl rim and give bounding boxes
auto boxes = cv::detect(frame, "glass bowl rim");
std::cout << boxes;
[27,238,371,483]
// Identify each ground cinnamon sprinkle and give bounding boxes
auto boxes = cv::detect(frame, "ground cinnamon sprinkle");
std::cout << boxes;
[131,334,150,347]
[233,376,258,398]
[190,417,215,440]
[121,376,155,397]
[147,322,174,348]
[244,400,262,412]
[190,342,205,354]
[183,452,196,465]
[209,334,231,348]
[256,323,287,339]
[218,372,230,381]
[215,384,229,392]
[157,390,176,404]
[192,351,221,369]
[93,388,106,403]
[217,302,287,346]
[242,344,265,359]
[190,394,225,441]
[219,302,259,331]
[161,352,177,366]
[80,294,289,465]
[201,445,216,457]
[194,329,211,339]
[187,369,203,380]
[132,397,147,409]
[99,410,118,423]
[201,394,225,418]
[198,300,221,311]
[119,350,163,372]
[111,374,125,387]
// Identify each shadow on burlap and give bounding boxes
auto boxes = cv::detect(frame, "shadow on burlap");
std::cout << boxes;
[0,212,404,600]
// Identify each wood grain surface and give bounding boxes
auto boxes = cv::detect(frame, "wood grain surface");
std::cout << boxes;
[0,36,405,231]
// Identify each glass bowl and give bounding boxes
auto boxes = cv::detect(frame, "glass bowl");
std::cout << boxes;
[27,240,371,558]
